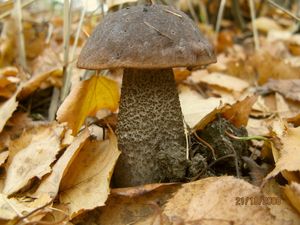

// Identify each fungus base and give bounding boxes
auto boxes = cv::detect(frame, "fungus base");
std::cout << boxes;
[114,68,187,187]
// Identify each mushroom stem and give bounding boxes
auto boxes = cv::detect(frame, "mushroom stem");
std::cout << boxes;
[114,68,187,187]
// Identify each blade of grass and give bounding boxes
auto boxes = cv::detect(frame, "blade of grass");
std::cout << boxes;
[14,0,27,70]
[268,0,300,21]
[215,0,226,34]
[248,0,260,51]
[60,0,72,102]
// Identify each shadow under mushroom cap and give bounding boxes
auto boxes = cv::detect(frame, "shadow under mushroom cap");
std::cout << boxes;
[77,4,216,70]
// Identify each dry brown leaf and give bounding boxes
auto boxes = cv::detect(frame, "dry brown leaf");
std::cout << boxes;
[163,176,300,225]
[57,75,119,135]
[222,95,258,128]
[0,91,18,133]
[197,72,250,93]
[265,126,300,181]
[0,193,51,220]
[284,182,300,214]
[33,128,90,199]
[265,79,300,102]
[59,132,120,218]
[3,123,65,195]
[287,113,300,127]
[18,69,62,99]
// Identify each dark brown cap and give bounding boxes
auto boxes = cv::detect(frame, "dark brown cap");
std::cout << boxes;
[77,4,216,70]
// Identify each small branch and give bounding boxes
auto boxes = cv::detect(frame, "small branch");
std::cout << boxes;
[268,0,300,21]
[144,21,172,40]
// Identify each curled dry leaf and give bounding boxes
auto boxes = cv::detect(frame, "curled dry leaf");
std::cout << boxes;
[32,128,90,199]
[265,126,300,181]
[57,75,120,135]
[3,122,65,195]
[59,132,120,218]
[193,95,257,131]
[264,79,300,102]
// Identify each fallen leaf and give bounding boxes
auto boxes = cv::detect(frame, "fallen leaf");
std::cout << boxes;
[265,126,300,181]
[0,193,52,220]
[3,123,65,195]
[197,72,250,93]
[59,132,120,218]
[264,79,300,102]
[0,91,18,133]
[33,128,90,199]
[284,182,300,214]
[57,75,119,135]
[163,176,300,225]
[222,95,258,128]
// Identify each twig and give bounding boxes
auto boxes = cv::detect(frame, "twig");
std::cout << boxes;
[60,0,72,102]
[61,2,87,103]
[14,0,27,70]
[248,0,260,51]
[163,8,182,18]
[268,0,300,21]
[144,21,172,40]
[194,132,216,160]
[215,0,226,34]
[48,87,60,121]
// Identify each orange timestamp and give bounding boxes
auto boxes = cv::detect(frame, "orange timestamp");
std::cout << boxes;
[235,196,281,206]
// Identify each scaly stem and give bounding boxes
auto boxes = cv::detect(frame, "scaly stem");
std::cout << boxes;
[114,68,187,187]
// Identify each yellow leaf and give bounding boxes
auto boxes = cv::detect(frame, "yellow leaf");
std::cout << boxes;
[57,75,119,135]
[59,132,120,218]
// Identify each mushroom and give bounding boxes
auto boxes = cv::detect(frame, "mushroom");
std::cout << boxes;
[77,4,216,187]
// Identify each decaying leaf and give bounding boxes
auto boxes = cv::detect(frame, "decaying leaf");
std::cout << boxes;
[0,91,18,133]
[59,132,120,218]
[33,128,90,199]
[57,75,119,135]
[3,123,65,195]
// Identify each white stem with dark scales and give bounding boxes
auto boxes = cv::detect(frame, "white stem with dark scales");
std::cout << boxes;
[114,68,188,187]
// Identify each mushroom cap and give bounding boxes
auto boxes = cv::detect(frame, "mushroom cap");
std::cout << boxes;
[77,4,216,70]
